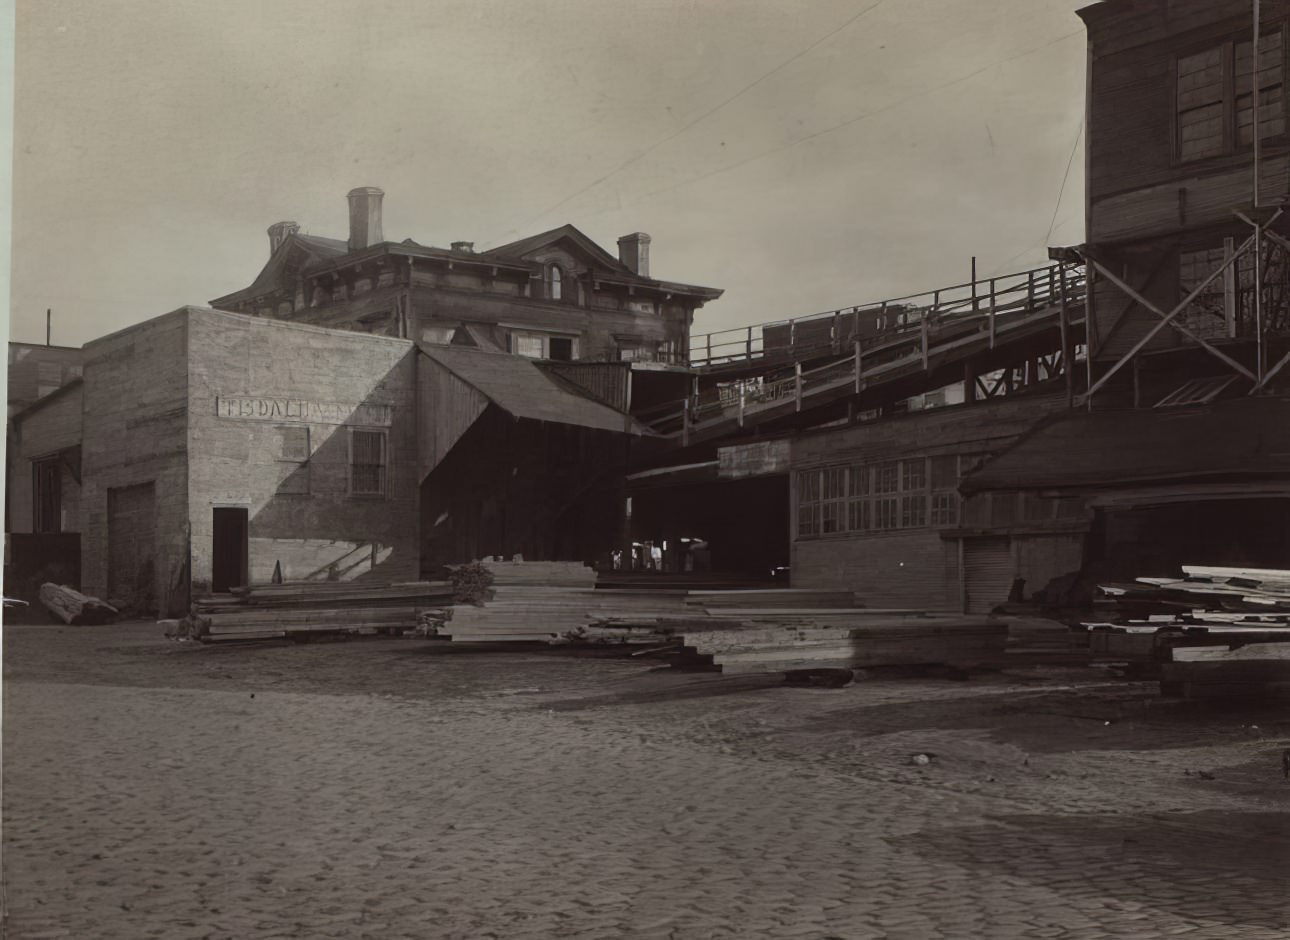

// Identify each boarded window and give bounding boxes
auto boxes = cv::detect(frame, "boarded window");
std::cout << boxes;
[350,429,387,496]
[277,426,310,495]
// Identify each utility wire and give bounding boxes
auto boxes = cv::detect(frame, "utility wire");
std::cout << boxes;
[1044,121,1084,247]
[490,0,890,244]
[990,116,1085,276]
[637,28,1085,203]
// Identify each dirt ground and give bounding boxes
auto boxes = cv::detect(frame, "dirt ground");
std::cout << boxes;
[3,620,1288,939]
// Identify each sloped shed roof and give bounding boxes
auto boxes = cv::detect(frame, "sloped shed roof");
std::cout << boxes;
[419,345,646,435]
[961,397,1290,493]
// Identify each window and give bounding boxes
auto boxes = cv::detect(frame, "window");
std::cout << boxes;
[1178,246,1232,338]
[277,426,310,495]
[33,456,61,533]
[548,336,574,362]
[929,455,960,528]
[796,457,934,539]
[1177,30,1285,162]
[349,429,387,496]
[544,264,572,302]
[821,467,847,534]
[510,331,579,360]
[797,471,821,537]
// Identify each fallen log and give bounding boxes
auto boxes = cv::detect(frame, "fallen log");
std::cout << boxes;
[39,583,118,626]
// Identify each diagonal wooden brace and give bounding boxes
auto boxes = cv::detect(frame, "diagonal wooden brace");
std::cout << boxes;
[1250,227,1290,391]
[1080,234,1259,401]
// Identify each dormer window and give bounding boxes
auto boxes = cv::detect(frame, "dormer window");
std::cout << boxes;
[546,264,564,301]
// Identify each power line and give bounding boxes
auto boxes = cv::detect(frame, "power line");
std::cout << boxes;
[489,0,890,245]
[1044,121,1084,246]
[989,116,1085,276]
[637,28,1085,204]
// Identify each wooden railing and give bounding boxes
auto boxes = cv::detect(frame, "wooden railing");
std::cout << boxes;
[643,263,1087,441]
[688,262,1086,368]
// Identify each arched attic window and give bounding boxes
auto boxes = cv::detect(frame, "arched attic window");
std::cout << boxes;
[545,263,569,302]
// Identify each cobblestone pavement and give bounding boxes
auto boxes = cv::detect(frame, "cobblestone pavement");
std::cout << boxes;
[3,623,1288,939]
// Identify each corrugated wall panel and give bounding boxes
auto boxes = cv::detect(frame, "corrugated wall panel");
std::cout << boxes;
[964,537,1014,614]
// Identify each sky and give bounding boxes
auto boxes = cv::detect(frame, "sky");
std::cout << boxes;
[7,0,1089,348]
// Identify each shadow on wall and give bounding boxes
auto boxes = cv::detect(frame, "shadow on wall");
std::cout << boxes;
[213,358,418,588]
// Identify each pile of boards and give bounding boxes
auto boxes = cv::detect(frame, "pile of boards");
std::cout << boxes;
[434,571,1008,675]
[592,592,1007,674]
[1085,565,1290,697]
[187,580,454,643]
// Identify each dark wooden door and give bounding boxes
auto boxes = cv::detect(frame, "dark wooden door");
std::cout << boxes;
[212,507,249,593]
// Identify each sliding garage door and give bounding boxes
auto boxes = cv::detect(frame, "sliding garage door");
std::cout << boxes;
[964,537,1014,614]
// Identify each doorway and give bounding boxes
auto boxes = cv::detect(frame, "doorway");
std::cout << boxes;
[212,507,249,593]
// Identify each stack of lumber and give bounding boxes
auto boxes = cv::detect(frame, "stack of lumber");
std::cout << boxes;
[39,583,118,625]
[188,580,454,643]
[668,611,1007,675]
[478,559,598,588]
[585,590,1006,674]
[1162,642,1290,700]
[1083,565,1290,670]
[434,576,1007,675]
[438,585,690,643]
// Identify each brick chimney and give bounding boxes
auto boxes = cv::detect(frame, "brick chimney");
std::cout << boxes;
[617,232,651,277]
[347,187,385,252]
[267,221,300,255]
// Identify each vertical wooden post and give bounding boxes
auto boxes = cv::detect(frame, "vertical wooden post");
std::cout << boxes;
[1027,271,1036,312]
[1223,236,1238,337]
[832,311,841,353]
[746,326,753,361]
[794,362,803,412]
[854,340,863,394]
[971,257,979,312]
[1084,262,1096,411]
[1059,265,1073,407]
[920,312,930,370]
[737,386,746,427]
[988,279,997,348]
[706,332,712,363]
[624,368,634,434]
[682,398,690,446]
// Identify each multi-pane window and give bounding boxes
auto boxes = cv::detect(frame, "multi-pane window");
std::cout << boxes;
[510,331,579,360]
[1177,30,1285,162]
[797,456,964,539]
[797,471,821,537]
[929,455,960,528]
[349,429,387,496]
[1237,31,1286,145]
[821,467,847,534]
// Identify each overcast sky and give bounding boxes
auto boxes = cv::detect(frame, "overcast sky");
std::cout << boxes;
[8,0,1088,347]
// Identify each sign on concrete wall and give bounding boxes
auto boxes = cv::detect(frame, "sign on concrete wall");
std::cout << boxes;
[717,439,791,479]
[215,396,393,426]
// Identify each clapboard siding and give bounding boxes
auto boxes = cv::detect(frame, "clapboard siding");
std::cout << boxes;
[1085,0,1290,202]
